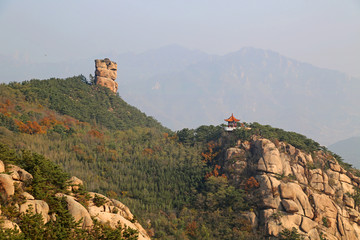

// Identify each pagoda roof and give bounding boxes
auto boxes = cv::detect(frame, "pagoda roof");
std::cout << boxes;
[224,114,240,122]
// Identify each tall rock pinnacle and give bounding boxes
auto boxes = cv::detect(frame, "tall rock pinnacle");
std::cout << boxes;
[94,58,118,93]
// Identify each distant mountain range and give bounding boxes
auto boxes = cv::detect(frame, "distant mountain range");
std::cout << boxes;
[1,45,359,145]
[115,45,360,145]
[328,136,360,169]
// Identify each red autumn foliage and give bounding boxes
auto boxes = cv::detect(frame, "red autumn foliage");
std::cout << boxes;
[0,103,11,116]
[0,101,11,116]
[205,165,227,179]
[142,148,154,156]
[245,176,260,191]
[88,129,104,139]
[201,141,219,163]
[40,115,63,128]
[72,145,85,155]
[186,221,198,237]
[96,145,105,153]
[63,117,80,127]
[14,120,46,134]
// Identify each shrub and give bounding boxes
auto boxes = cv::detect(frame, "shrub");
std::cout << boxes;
[93,194,107,207]
[322,217,329,228]
[279,227,304,240]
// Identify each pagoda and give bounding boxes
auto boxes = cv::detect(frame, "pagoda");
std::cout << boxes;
[224,113,240,131]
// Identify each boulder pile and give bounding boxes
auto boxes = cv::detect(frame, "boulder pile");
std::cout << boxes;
[0,160,150,240]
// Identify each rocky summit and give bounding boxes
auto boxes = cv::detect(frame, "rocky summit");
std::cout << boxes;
[224,137,360,239]
[95,58,118,93]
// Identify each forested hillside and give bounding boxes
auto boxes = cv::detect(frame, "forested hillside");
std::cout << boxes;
[1,76,357,239]
[0,77,213,239]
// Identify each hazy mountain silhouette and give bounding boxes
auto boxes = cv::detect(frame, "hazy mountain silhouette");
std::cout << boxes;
[115,46,360,145]
[1,45,359,145]
[328,136,360,169]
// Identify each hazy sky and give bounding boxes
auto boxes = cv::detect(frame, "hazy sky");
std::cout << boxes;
[0,0,360,77]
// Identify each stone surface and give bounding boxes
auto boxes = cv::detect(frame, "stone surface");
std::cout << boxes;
[261,196,281,209]
[286,144,296,155]
[20,200,50,223]
[111,199,134,220]
[256,139,283,174]
[344,194,355,208]
[339,173,352,184]
[291,164,308,184]
[22,192,35,200]
[222,137,360,239]
[324,183,335,196]
[279,182,296,200]
[95,58,118,93]
[56,193,93,229]
[0,173,15,200]
[312,193,338,220]
[240,211,258,229]
[7,164,33,182]
[96,77,118,93]
[329,162,341,172]
[342,182,355,194]
[93,212,150,240]
[280,214,302,230]
[85,192,150,239]
[309,169,324,191]
[281,199,299,213]
[68,176,83,191]
[0,160,5,173]
[301,217,318,233]
[307,228,320,240]
[0,219,21,232]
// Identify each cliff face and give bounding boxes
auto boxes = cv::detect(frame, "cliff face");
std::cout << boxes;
[0,161,150,240]
[95,58,118,93]
[224,137,360,239]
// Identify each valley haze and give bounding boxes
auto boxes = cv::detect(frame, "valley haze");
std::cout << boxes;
[0,45,359,147]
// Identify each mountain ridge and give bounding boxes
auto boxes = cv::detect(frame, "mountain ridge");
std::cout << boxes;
[1,46,358,145]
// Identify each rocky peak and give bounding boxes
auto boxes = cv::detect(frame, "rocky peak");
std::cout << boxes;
[95,58,118,93]
[224,137,360,239]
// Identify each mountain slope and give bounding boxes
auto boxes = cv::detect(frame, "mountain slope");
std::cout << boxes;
[0,77,209,239]
[3,76,165,131]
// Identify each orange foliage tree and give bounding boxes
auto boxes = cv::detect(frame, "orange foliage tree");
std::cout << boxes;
[14,120,46,134]
[142,148,154,156]
[201,141,219,163]
[88,129,104,139]
[205,165,227,179]
[245,176,260,191]
[186,221,198,237]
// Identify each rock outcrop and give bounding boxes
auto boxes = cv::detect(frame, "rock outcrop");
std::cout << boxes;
[224,137,360,239]
[95,58,118,93]
[0,160,150,240]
